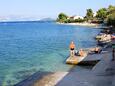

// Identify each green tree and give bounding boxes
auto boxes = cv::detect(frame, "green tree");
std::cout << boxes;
[107,5,115,15]
[108,5,115,11]
[96,8,107,20]
[57,13,68,23]
[107,12,115,27]
[86,9,94,20]
[74,18,85,23]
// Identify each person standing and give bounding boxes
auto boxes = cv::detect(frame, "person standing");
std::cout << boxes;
[69,41,75,57]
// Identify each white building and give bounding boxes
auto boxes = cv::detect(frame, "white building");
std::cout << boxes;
[70,15,84,20]
[93,12,97,17]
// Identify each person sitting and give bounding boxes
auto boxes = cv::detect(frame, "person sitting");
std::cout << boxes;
[69,41,75,57]
[94,47,102,54]
[78,49,85,57]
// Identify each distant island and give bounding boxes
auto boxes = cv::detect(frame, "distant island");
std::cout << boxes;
[57,5,115,27]
[0,16,55,23]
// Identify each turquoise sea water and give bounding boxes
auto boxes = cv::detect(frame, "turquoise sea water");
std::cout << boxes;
[0,21,101,85]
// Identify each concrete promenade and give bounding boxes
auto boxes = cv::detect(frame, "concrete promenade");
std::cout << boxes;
[56,48,115,86]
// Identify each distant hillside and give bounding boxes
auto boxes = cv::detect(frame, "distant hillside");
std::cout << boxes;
[40,18,55,22]
[0,16,56,22]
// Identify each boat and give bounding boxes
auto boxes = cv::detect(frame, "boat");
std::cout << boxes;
[95,33,104,40]
[66,53,87,65]
[98,39,111,46]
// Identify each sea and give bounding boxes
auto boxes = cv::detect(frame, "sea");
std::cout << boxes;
[0,21,101,86]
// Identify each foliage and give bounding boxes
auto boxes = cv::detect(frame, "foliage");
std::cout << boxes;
[64,18,85,23]
[96,8,107,20]
[107,5,115,15]
[65,19,74,23]
[74,18,85,23]
[57,13,68,23]
[106,5,115,27]
[107,12,115,27]
[86,9,93,20]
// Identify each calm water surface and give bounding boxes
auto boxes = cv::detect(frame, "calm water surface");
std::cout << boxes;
[0,21,101,85]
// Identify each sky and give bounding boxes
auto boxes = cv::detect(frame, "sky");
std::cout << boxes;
[0,0,115,19]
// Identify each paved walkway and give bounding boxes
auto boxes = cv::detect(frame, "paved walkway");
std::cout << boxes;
[56,49,115,86]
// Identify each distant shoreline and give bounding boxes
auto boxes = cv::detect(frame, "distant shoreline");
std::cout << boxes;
[0,20,55,23]
[56,22,102,28]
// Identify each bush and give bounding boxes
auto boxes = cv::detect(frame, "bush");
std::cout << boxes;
[57,13,68,23]
[74,18,85,23]
[107,13,115,27]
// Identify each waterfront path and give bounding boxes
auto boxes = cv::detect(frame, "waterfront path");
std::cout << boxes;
[56,48,115,86]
